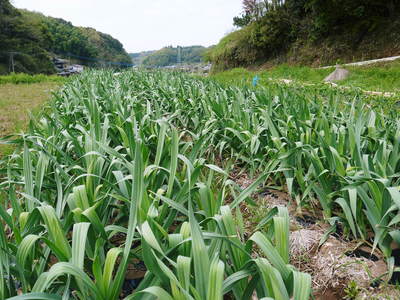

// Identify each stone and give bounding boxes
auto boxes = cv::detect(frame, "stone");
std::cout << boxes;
[324,65,350,82]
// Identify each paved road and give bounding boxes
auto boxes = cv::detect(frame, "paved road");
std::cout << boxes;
[268,78,397,98]
[319,55,400,69]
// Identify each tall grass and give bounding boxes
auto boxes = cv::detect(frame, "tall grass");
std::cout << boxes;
[0,70,311,299]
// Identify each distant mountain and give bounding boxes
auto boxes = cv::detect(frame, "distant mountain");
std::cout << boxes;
[0,0,132,74]
[129,50,156,66]
[130,46,207,67]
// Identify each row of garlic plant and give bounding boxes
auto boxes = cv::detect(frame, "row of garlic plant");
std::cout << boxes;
[0,70,311,299]
[123,71,400,259]
[116,71,400,256]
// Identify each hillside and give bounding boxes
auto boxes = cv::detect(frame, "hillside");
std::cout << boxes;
[129,50,156,66]
[207,0,400,71]
[0,0,132,74]
[132,46,207,67]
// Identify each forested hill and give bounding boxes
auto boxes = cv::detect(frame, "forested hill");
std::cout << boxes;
[207,0,400,71]
[129,50,156,66]
[0,0,132,74]
[130,46,207,67]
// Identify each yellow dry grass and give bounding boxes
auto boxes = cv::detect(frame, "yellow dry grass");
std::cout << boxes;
[0,82,60,156]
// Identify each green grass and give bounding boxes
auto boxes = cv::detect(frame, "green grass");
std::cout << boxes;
[0,73,66,85]
[0,81,61,156]
[342,60,400,92]
[211,60,400,93]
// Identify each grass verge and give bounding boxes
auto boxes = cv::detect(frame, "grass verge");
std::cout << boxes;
[0,73,65,85]
[211,60,400,93]
[0,81,61,156]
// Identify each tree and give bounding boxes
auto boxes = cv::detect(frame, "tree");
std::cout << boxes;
[306,0,400,37]
[243,0,263,20]
[0,0,132,74]
[233,12,252,27]
[237,0,286,24]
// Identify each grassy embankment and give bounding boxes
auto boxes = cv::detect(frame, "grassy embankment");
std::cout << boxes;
[211,60,400,93]
[0,74,64,156]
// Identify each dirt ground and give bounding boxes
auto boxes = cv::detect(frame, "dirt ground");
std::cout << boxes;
[234,172,400,299]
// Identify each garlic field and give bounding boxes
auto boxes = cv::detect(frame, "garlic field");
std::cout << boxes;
[1,70,400,299]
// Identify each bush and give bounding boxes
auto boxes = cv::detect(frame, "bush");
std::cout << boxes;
[206,25,261,71]
[207,9,295,72]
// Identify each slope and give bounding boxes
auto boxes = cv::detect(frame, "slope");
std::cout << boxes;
[0,0,132,74]
[139,46,207,67]
[207,0,400,71]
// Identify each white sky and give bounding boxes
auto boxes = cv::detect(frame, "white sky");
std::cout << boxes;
[12,0,243,53]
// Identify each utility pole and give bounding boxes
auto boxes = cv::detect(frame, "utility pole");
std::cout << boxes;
[9,52,15,73]
[177,46,182,65]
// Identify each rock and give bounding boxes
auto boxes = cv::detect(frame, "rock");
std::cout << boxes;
[324,65,350,82]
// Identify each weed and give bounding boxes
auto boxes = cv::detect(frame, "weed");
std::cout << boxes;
[344,281,361,299]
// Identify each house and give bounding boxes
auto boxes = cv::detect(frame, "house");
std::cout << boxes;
[53,58,69,72]
[69,64,84,73]
[53,57,84,76]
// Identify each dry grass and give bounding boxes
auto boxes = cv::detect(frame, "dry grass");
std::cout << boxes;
[0,82,60,156]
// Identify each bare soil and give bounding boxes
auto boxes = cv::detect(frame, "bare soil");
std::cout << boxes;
[233,173,399,299]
